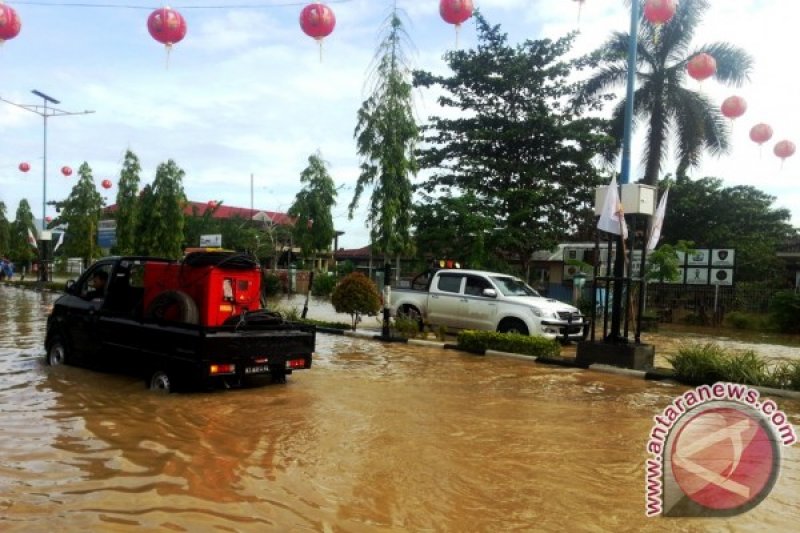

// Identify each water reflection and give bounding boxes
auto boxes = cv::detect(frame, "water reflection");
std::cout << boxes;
[0,285,798,531]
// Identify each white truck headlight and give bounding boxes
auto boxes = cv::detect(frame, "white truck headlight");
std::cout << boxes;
[530,307,543,317]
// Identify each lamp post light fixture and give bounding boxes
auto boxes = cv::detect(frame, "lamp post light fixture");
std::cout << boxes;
[0,90,94,282]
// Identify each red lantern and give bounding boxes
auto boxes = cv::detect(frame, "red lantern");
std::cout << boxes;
[0,4,21,43]
[61,166,72,177]
[147,7,187,49]
[18,162,30,172]
[720,96,747,120]
[299,3,336,40]
[774,140,796,163]
[749,123,773,145]
[207,200,217,209]
[643,0,677,25]
[45,216,52,223]
[440,0,473,27]
[687,53,716,82]
[101,179,112,189]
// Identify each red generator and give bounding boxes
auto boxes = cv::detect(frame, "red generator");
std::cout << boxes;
[142,251,262,327]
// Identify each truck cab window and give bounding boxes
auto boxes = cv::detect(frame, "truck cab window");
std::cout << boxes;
[465,276,491,296]
[437,274,464,294]
[81,265,113,302]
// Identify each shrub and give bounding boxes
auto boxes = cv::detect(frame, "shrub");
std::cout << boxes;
[262,272,282,298]
[769,291,800,334]
[393,315,422,338]
[725,311,767,331]
[457,330,560,358]
[336,260,355,277]
[331,272,381,330]
[667,343,727,383]
[668,343,785,388]
[768,361,800,391]
[311,273,337,298]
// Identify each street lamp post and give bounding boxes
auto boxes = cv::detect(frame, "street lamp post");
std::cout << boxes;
[0,90,94,281]
[608,0,640,342]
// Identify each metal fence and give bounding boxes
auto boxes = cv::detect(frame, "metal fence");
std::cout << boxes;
[644,283,778,320]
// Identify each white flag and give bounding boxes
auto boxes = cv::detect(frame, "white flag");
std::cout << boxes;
[597,176,628,239]
[26,226,38,250]
[647,188,669,251]
[53,232,65,252]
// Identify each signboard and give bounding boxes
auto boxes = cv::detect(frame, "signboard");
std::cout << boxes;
[97,220,117,249]
[200,234,222,247]
[686,250,709,266]
[710,268,734,286]
[711,249,735,267]
[686,267,710,285]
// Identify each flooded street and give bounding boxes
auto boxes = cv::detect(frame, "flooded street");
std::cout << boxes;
[1,284,798,531]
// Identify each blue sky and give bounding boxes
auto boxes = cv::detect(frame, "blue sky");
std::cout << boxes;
[1,0,797,250]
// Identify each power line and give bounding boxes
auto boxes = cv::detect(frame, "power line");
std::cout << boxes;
[13,0,351,10]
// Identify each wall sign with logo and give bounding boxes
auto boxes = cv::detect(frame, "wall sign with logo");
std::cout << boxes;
[671,249,735,286]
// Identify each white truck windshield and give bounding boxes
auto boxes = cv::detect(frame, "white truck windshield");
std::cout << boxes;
[490,276,540,297]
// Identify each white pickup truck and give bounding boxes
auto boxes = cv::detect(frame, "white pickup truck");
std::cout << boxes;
[391,269,589,341]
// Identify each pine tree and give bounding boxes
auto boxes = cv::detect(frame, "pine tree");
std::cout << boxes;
[114,150,142,255]
[57,163,104,264]
[9,199,38,269]
[289,152,338,263]
[136,160,187,258]
[350,10,418,259]
[0,201,10,257]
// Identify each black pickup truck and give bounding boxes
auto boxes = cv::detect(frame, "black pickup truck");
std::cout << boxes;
[44,253,315,393]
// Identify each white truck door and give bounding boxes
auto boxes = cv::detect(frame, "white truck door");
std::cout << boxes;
[427,273,465,328]
[462,274,497,330]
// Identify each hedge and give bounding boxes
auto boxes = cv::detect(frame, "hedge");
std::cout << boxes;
[457,330,560,358]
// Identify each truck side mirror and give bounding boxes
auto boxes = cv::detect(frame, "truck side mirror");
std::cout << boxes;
[482,288,497,298]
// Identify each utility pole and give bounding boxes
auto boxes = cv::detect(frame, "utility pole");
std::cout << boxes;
[0,91,94,282]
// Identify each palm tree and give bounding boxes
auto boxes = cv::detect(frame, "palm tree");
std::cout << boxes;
[577,0,753,185]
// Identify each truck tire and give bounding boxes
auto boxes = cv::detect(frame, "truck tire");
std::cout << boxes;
[149,371,172,393]
[497,318,529,336]
[46,336,69,366]
[146,290,199,324]
[269,364,287,384]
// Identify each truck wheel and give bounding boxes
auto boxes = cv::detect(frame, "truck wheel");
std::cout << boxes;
[497,318,529,336]
[46,336,69,366]
[269,365,287,384]
[149,371,172,393]
[398,305,423,331]
[146,290,199,324]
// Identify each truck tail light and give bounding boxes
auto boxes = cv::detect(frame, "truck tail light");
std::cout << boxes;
[210,363,236,375]
[286,358,305,369]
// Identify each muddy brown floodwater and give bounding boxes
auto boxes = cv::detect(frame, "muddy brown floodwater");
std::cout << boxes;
[1,285,798,531]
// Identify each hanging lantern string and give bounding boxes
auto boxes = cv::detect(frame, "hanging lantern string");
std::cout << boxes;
[12,0,352,9]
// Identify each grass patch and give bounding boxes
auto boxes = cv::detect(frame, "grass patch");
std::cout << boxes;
[668,342,798,390]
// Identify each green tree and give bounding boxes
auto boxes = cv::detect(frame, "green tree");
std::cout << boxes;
[289,152,338,262]
[350,10,418,259]
[412,193,495,270]
[577,0,753,185]
[413,14,613,280]
[113,150,142,255]
[0,201,10,257]
[658,175,795,282]
[331,272,381,331]
[136,160,187,258]
[646,240,695,283]
[8,199,37,269]
[58,162,104,264]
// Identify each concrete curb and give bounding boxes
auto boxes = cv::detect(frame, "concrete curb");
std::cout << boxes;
[588,364,647,379]
[316,330,800,401]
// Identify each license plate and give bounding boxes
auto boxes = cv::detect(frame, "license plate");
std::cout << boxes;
[245,365,270,375]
